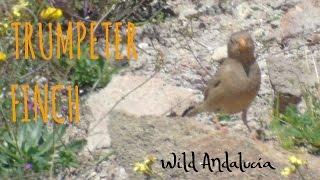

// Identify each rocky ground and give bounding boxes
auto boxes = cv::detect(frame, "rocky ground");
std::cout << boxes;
[63,0,320,179]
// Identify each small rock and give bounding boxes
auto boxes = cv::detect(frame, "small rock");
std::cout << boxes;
[86,172,98,180]
[211,45,227,61]
[307,32,320,45]
[199,22,206,29]
[270,20,280,29]
[280,0,320,37]
[137,42,149,49]
[266,56,302,113]
[218,0,233,14]
[114,167,129,180]
[268,0,286,9]
[234,2,252,19]
[192,78,203,85]
[33,76,48,87]
[253,29,265,38]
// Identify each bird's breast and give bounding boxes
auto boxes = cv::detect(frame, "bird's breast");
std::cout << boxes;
[213,62,260,114]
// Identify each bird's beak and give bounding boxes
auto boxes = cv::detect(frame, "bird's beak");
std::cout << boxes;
[239,38,248,52]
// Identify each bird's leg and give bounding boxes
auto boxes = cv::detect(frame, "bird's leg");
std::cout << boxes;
[241,109,251,132]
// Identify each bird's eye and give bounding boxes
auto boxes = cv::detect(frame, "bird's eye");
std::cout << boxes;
[230,38,236,44]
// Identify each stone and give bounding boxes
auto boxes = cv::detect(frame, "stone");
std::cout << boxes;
[234,2,252,19]
[114,167,129,180]
[137,42,149,49]
[266,56,302,113]
[211,45,227,61]
[107,111,320,179]
[268,0,286,9]
[280,0,320,37]
[85,75,197,151]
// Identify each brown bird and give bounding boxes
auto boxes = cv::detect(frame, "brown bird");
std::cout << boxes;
[182,31,261,132]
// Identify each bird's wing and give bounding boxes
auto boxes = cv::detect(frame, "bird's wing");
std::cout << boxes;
[203,58,230,100]
[204,77,220,100]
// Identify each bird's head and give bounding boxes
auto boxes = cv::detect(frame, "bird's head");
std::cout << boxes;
[227,31,255,64]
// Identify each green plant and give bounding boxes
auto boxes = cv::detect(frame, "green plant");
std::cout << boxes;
[71,55,115,89]
[217,113,231,121]
[0,120,86,178]
[271,94,320,153]
[55,44,118,91]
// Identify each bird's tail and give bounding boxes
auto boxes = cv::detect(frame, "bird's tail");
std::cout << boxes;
[182,104,204,117]
[181,106,195,117]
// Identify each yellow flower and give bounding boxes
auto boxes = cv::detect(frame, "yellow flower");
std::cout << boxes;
[281,166,296,177]
[0,23,9,30]
[133,162,151,175]
[12,0,29,18]
[12,7,21,18]
[0,52,7,61]
[288,156,306,166]
[144,155,157,166]
[133,155,157,176]
[288,156,298,164]
[281,167,290,177]
[281,167,291,177]
[296,159,304,165]
[40,7,63,21]
[0,22,9,36]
